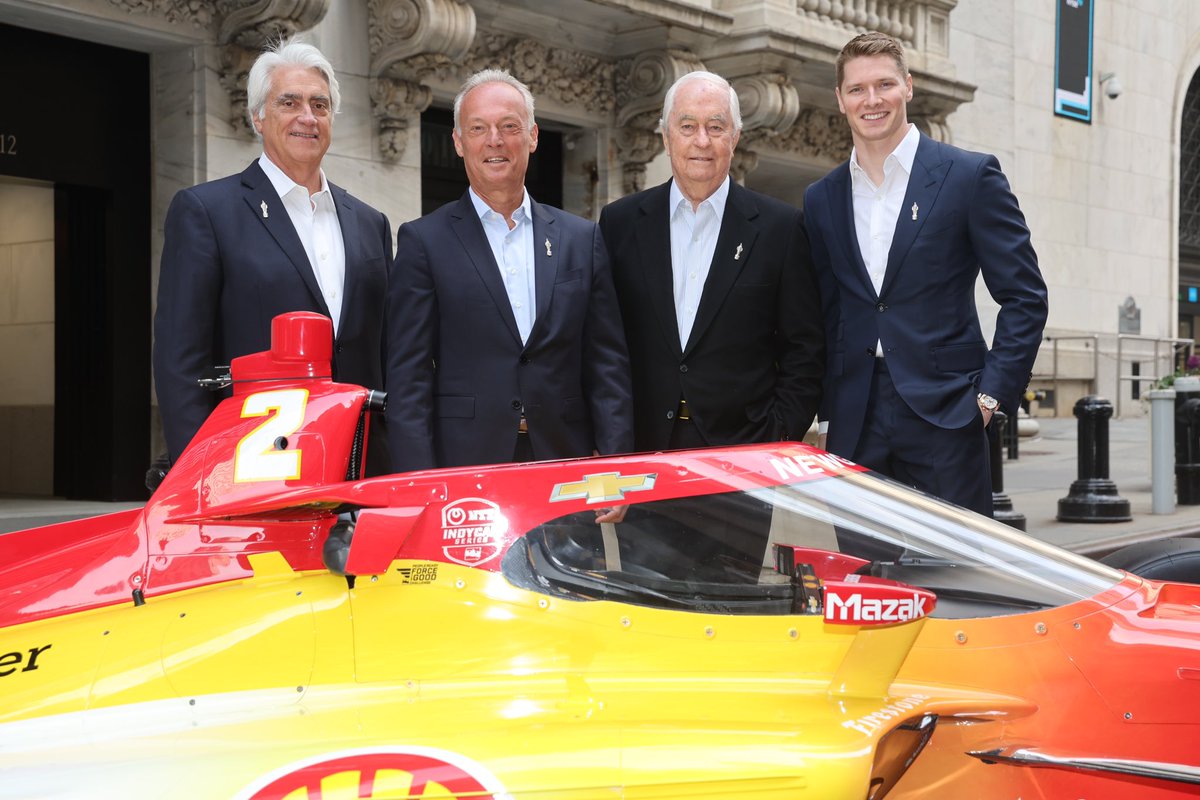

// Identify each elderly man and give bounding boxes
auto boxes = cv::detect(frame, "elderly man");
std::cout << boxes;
[153,38,393,474]
[805,32,1047,515]
[385,69,632,483]
[599,71,824,579]
[600,71,824,453]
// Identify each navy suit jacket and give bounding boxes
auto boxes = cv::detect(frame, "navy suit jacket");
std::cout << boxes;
[805,133,1048,458]
[385,192,633,471]
[153,161,392,467]
[600,179,825,451]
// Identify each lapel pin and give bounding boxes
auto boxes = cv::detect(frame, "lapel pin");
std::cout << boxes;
[545,237,552,257]
[261,200,269,219]
[734,243,743,261]
[911,203,919,221]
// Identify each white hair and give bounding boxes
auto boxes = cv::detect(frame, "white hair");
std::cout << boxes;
[453,69,536,133]
[659,71,743,132]
[245,38,340,134]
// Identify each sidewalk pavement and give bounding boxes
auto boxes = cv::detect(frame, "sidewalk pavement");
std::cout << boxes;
[2,415,1199,555]
[1002,414,1200,557]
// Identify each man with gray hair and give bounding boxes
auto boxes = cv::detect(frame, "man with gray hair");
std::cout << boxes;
[600,71,824,453]
[154,38,393,474]
[385,69,633,485]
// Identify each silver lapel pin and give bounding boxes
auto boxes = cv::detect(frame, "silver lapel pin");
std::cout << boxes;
[911,202,919,221]
[545,237,552,257]
[261,200,269,219]
[734,243,743,261]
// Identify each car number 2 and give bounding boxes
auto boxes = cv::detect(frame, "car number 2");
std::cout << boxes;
[234,389,309,482]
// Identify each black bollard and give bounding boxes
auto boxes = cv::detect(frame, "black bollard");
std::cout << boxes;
[1004,408,1019,459]
[990,411,1025,529]
[1057,396,1132,522]
[1175,391,1200,504]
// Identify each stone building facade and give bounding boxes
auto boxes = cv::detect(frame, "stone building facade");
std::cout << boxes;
[0,0,1194,497]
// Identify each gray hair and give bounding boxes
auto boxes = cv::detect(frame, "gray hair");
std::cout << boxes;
[659,71,743,132]
[246,38,341,133]
[453,69,536,133]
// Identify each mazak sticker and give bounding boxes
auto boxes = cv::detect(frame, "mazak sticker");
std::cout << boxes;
[823,581,936,626]
[236,746,511,800]
[549,472,657,504]
[441,498,507,566]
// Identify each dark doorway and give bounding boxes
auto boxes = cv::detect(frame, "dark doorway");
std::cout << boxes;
[420,106,563,214]
[0,23,151,500]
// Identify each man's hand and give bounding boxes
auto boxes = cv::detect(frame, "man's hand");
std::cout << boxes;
[594,505,628,524]
[981,407,994,427]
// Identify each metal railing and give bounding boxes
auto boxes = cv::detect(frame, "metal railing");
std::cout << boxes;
[1115,335,1194,417]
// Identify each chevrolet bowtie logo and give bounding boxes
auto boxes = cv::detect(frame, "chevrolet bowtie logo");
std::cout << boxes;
[550,472,657,504]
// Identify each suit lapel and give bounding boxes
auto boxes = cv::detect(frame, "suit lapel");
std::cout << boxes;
[635,183,683,359]
[448,192,523,346]
[881,135,949,298]
[331,182,359,335]
[528,198,558,345]
[240,161,330,318]
[829,164,876,299]
[685,182,757,355]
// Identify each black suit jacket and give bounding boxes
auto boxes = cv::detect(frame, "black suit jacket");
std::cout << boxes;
[153,160,393,468]
[805,133,1048,458]
[385,192,633,471]
[599,179,825,451]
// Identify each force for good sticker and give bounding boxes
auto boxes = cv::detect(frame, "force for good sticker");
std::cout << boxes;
[440,498,507,567]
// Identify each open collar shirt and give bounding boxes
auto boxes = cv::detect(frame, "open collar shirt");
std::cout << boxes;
[669,176,730,349]
[259,153,346,335]
[469,186,536,345]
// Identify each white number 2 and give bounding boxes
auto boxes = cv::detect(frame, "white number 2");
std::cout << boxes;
[234,389,309,482]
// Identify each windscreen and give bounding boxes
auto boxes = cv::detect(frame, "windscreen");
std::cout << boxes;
[502,468,1123,619]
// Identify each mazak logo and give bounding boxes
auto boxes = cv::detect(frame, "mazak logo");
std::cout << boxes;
[823,582,935,626]
[236,747,511,800]
[441,498,507,566]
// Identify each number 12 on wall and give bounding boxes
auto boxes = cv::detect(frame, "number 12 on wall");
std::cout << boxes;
[234,389,308,483]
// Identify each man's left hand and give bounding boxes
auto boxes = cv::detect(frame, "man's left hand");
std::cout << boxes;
[595,505,628,524]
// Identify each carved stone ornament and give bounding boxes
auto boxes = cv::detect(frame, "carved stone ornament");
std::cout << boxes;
[219,44,261,138]
[614,50,705,129]
[105,0,216,29]
[770,107,852,165]
[367,0,476,160]
[460,33,617,116]
[371,77,434,162]
[615,126,664,195]
[729,148,760,185]
[732,73,800,135]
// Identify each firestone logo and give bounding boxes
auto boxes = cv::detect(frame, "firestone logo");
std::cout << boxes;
[441,498,507,567]
[824,586,933,625]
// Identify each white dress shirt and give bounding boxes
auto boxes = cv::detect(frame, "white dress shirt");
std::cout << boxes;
[669,176,730,349]
[259,154,346,334]
[469,187,536,345]
[848,122,920,357]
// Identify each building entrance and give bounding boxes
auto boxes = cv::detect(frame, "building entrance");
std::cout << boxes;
[0,23,150,500]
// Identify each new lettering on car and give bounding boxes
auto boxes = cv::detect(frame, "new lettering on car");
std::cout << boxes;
[822,581,936,625]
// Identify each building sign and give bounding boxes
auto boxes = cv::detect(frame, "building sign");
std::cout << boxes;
[1054,0,1094,122]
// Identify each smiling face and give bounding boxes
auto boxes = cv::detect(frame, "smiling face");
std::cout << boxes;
[452,81,538,203]
[661,78,740,205]
[253,64,332,187]
[836,54,912,153]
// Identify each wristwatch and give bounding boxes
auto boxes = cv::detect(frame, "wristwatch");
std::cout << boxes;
[977,392,999,413]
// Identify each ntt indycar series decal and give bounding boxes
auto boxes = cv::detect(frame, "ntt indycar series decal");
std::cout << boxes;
[822,581,936,625]
[235,746,513,800]
[440,498,508,567]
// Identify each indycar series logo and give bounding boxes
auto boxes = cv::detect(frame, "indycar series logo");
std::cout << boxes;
[236,747,511,799]
[440,498,508,567]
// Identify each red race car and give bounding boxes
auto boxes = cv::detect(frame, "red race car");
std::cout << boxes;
[1,312,1198,799]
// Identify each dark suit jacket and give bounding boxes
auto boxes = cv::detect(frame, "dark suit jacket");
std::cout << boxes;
[153,160,392,468]
[385,192,633,471]
[805,133,1048,458]
[599,179,825,451]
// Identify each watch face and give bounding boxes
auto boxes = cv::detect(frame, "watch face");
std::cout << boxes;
[978,394,999,411]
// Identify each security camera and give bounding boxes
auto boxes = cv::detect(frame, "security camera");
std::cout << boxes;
[1100,72,1122,100]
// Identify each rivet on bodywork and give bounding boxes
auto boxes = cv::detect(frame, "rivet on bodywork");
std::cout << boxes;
[620,616,631,628]
[371,575,379,583]
[704,626,715,638]
[1124,712,1133,720]
[955,631,967,644]
[1035,622,1048,635]
[788,628,799,639]
[538,598,549,609]
[1073,622,1081,629]
[455,578,466,589]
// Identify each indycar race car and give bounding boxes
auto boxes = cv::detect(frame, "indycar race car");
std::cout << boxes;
[2,312,1200,799]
